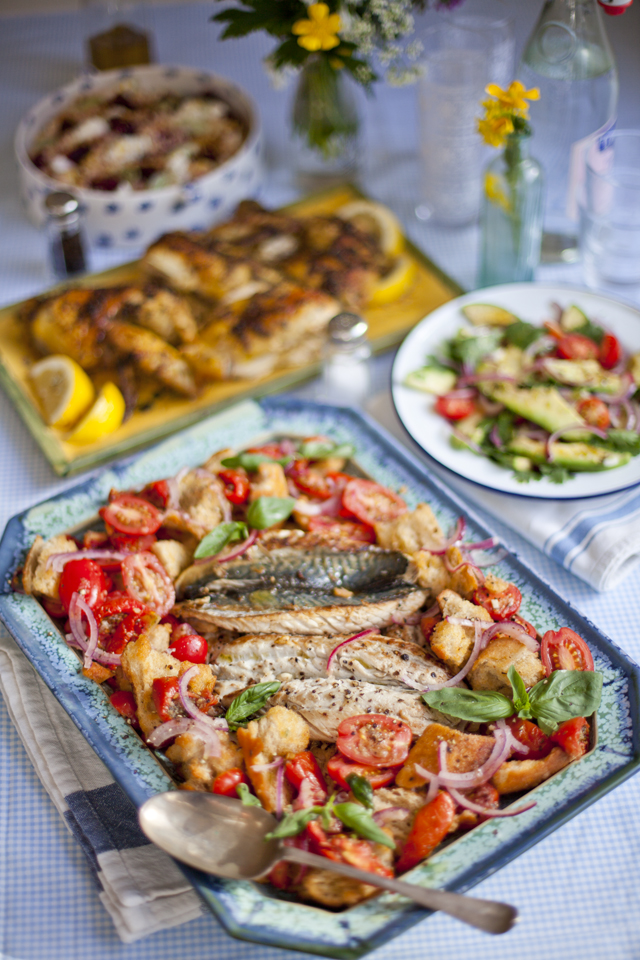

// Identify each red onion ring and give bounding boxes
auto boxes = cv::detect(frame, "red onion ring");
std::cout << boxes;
[65,632,121,667]
[490,424,503,449]
[47,550,127,573]
[496,717,530,757]
[326,629,375,671]
[177,666,222,757]
[481,621,539,652]
[146,718,195,747]
[413,763,440,803]
[68,593,102,669]
[217,529,259,563]
[546,425,609,461]
[594,372,634,404]
[436,731,511,789]
[448,786,536,818]
[372,807,410,825]
[450,429,483,455]
[422,602,440,618]
[276,761,285,820]
[476,395,504,417]
[621,398,637,431]
[421,620,486,691]
[430,517,466,556]
[252,758,285,772]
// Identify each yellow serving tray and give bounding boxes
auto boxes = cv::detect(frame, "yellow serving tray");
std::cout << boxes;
[0,184,463,475]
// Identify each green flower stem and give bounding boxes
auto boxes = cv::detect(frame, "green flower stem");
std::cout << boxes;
[292,56,358,160]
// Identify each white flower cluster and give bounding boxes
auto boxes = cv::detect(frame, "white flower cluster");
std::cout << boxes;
[341,0,425,86]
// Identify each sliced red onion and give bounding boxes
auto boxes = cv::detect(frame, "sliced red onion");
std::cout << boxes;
[413,762,440,803]
[279,439,298,458]
[292,778,322,811]
[465,537,499,551]
[422,602,440,619]
[422,620,487,692]
[476,395,504,417]
[436,730,511,789]
[451,429,484,455]
[276,761,285,820]
[217,529,259,563]
[524,334,555,359]
[372,807,410,825]
[293,498,323,517]
[594,373,634,404]
[177,665,222,757]
[146,718,195,747]
[446,617,474,627]
[448,785,536,818]
[78,595,99,669]
[391,610,423,627]
[481,621,539,652]
[47,550,127,573]
[621,398,637,431]
[65,631,121,667]
[496,717,530,757]
[430,517,466,555]
[252,758,285,772]
[546,425,609,461]
[490,424,503,449]
[443,553,486,587]
[326,629,375,671]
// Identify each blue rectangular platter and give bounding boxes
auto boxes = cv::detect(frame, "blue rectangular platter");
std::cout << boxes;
[1,396,639,958]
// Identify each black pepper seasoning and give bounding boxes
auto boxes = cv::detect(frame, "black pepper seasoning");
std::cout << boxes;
[45,192,87,279]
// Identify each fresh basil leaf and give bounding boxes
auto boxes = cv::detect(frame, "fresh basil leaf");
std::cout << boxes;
[297,440,355,460]
[508,666,533,719]
[345,773,374,810]
[423,688,514,723]
[194,521,248,559]
[265,806,323,840]
[236,783,262,807]
[221,452,293,470]
[225,681,282,730]
[528,670,603,735]
[334,802,395,849]
[450,329,502,370]
[246,497,296,530]
[504,320,542,351]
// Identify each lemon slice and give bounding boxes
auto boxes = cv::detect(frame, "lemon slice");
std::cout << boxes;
[66,382,125,445]
[29,354,95,429]
[336,200,404,257]
[368,255,417,306]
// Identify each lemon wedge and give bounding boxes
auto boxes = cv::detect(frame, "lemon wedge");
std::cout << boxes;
[368,255,417,306]
[336,200,405,258]
[29,354,95,429]
[66,382,125,445]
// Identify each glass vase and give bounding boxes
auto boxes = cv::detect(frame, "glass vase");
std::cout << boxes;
[291,57,359,190]
[478,132,544,287]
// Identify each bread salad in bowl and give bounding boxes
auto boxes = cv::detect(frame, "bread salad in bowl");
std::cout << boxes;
[16,435,602,908]
[405,301,640,484]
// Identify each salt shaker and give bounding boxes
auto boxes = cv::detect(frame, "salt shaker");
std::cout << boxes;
[319,312,372,408]
[45,191,87,279]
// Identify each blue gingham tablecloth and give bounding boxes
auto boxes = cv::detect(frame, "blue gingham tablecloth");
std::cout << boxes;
[2,3,640,959]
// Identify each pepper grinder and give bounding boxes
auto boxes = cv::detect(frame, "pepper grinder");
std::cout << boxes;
[45,192,87,279]
[319,312,372,408]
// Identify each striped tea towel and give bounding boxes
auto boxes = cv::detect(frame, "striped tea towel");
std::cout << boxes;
[367,390,640,592]
[0,626,202,943]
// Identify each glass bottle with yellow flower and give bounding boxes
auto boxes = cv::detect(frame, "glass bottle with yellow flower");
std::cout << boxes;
[477,81,544,287]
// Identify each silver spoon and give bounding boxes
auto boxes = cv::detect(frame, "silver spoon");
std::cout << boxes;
[139,792,517,935]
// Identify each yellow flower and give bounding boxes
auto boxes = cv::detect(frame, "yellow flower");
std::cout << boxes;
[485,81,540,117]
[477,114,514,149]
[484,172,511,213]
[292,3,341,52]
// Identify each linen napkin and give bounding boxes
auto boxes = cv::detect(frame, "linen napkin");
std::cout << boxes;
[367,390,640,592]
[0,626,202,943]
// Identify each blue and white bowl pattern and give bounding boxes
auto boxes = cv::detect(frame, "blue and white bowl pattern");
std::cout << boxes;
[15,65,262,249]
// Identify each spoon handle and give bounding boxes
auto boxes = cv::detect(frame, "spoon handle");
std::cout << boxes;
[284,847,517,934]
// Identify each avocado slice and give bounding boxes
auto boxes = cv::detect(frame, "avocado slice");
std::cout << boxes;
[405,366,457,396]
[543,358,623,394]
[462,303,519,327]
[480,382,588,436]
[560,305,589,331]
[449,412,490,450]
[508,434,632,471]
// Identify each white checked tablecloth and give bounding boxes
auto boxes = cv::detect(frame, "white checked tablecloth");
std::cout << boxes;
[2,4,640,960]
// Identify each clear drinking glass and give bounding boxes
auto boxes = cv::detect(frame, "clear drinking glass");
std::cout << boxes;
[580,129,640,299]
[416,14,515,227]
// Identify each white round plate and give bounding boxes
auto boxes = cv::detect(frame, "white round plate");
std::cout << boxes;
[392,282,640,500]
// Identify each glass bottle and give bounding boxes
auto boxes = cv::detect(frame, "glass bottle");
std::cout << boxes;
[319,313,371,408]
[45,192,87,279]
[478,131,544,287]
[518,0,617,260]
[291,57,359,191]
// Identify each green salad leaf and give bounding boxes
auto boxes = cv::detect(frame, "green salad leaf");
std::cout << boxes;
[225,681,282,730]
[221,452,293,471]
[297,440,355,460]
[194,522,248,560]
[246,497,296,529]
[334,802,395,849]
[345,773,374,810]
[422,688,514,722]
[449,328,503,370]
[528,669,603,735]
[504,320,543,350]
[237,783,262,807]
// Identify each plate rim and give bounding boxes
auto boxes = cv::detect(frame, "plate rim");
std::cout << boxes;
[392,280,640,502]
[1,394,639,957]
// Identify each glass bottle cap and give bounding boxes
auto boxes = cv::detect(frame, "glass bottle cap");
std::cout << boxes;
[45,192,80,218]
[328,312,369,344]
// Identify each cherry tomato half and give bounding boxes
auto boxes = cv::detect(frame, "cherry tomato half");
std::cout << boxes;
[506,716,553,760]
[212,768,251,797]
[103,610,156,655]
[288,461,350,500]
[122,551,175,617]
[152,676,180,723]
[556,334,599,361]
[307,515,376,543]
[511,614,537,639]
[58,558,111,613]
[140,479,171,509]
[342,478,407,527]
[336,715,412,768]
[420,613,442,642]
[599,332,621,370]
[540,627,594,675]
[435,393,477,421]
[396,791,456,874]
[550,717,590,759]
[169,633,208,663]
[326,754,398,790]
[218,468,250,505]
[473,583,522,621]
[246,443,285,460]
[109,690,138,725]
[576,396,610,430]
[101,494,163,536]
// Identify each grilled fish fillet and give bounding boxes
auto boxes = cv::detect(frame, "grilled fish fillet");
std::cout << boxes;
[211,633,453,701]
[271,678,454,740]
[105,319,197,396]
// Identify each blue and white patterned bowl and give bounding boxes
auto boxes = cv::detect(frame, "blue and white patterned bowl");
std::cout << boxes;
[15,64,262,249]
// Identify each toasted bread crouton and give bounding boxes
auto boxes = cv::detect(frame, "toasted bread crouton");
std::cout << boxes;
[370,787,427,848]
[121,631,216,736]
[22,534,77,600]
[248,462,289,501]
[447,546,482,599]
[492,746,571,794]
[165,729,244,791]
[297,842,394,908]
[375,503,444,555]
[151,539,193,580]
[163,469,227,538]
[413,551,450,599]
[237,705,309,812]
[429,591,492,672]
[468,637,544,696]
[396,722,494,789]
